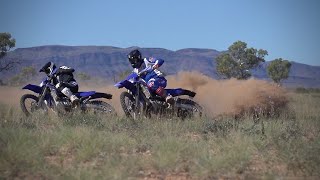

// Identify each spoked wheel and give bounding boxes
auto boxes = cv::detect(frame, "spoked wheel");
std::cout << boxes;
[176,99,203,120]
[120,92,137,120]
[20,94,48,117]
[85,100,117,117]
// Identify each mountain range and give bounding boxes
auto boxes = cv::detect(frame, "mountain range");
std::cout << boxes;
[2,45,320,87]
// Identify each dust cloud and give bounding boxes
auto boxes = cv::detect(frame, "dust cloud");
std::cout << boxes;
[166,71,288,118]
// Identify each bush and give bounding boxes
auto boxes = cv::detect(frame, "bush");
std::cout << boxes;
[0,79,6,86]
[295,87,320,94]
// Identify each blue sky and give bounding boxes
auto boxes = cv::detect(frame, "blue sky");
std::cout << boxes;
[1,0,320,66]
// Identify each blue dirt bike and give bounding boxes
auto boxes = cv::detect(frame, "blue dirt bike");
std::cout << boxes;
[20,76,116,116]
[114,72,202,120]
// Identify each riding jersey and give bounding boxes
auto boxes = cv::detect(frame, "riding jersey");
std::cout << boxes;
[52,66,78,92]
[133,57,164,82]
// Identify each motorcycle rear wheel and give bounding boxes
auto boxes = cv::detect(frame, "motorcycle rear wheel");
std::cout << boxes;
[176,99,203,120]
[85,100,117,117]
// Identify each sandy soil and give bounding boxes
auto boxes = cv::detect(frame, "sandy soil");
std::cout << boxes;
[0,86,25,107]
[0,71,287,117]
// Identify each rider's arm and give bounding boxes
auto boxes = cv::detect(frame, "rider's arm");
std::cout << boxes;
[138,66,152,76]
[152,58,164,70]
[137,57,164,76]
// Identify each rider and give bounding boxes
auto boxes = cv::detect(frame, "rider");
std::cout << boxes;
[39,62,80,106]
[127,49,173,105]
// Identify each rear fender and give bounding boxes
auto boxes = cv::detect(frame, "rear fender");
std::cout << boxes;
[91,92,113,100]
[77,91,113,100]
[166,88,196,97]
[77,91,96,98]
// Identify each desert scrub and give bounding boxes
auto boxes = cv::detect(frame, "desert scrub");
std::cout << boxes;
[0,128,46,177]
[0,92,320,179]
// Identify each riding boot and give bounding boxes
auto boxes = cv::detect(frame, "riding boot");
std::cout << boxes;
[157,89,174,108]
[165,94,174,108]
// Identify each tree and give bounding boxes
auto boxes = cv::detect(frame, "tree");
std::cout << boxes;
[267,58,291,85]
[21,66,36,78]
[0,32,16,72]
[216,41,268,79]
[9,66,36,86]
[113,69,132,83]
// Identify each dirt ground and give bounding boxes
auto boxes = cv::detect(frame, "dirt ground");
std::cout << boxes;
[0,86,25,107]
[0,71,287,117]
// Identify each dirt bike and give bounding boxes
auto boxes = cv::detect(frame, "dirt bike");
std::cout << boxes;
[114,72,202,120]
[20,76,116,117]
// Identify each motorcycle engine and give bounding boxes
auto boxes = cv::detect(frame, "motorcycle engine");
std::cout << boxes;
[149,99,168,111]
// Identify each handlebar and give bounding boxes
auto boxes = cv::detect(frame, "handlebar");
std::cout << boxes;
[137,66,153,77]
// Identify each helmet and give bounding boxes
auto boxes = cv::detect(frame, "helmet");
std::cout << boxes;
[128,49,143,68]
[39,61,57,75]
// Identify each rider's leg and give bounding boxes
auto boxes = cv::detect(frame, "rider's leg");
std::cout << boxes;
[57,81,80,106]
[147,77,174,105]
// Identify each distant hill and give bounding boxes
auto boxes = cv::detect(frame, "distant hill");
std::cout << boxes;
[1,45,320,87]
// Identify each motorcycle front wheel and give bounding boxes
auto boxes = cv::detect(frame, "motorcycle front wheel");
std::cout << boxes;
[119,92,137,120]
[20,94,48,117]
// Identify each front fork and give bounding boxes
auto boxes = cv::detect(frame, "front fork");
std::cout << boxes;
[133,84,150,119]
[134,84,140,120]
[37,86,56,111]
[37,87,48,107]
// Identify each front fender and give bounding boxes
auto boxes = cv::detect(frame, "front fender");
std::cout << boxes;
[22,84,42,94]
[114,80,136,93]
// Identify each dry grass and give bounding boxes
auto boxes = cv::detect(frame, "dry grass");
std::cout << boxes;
[0,74,319,179]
